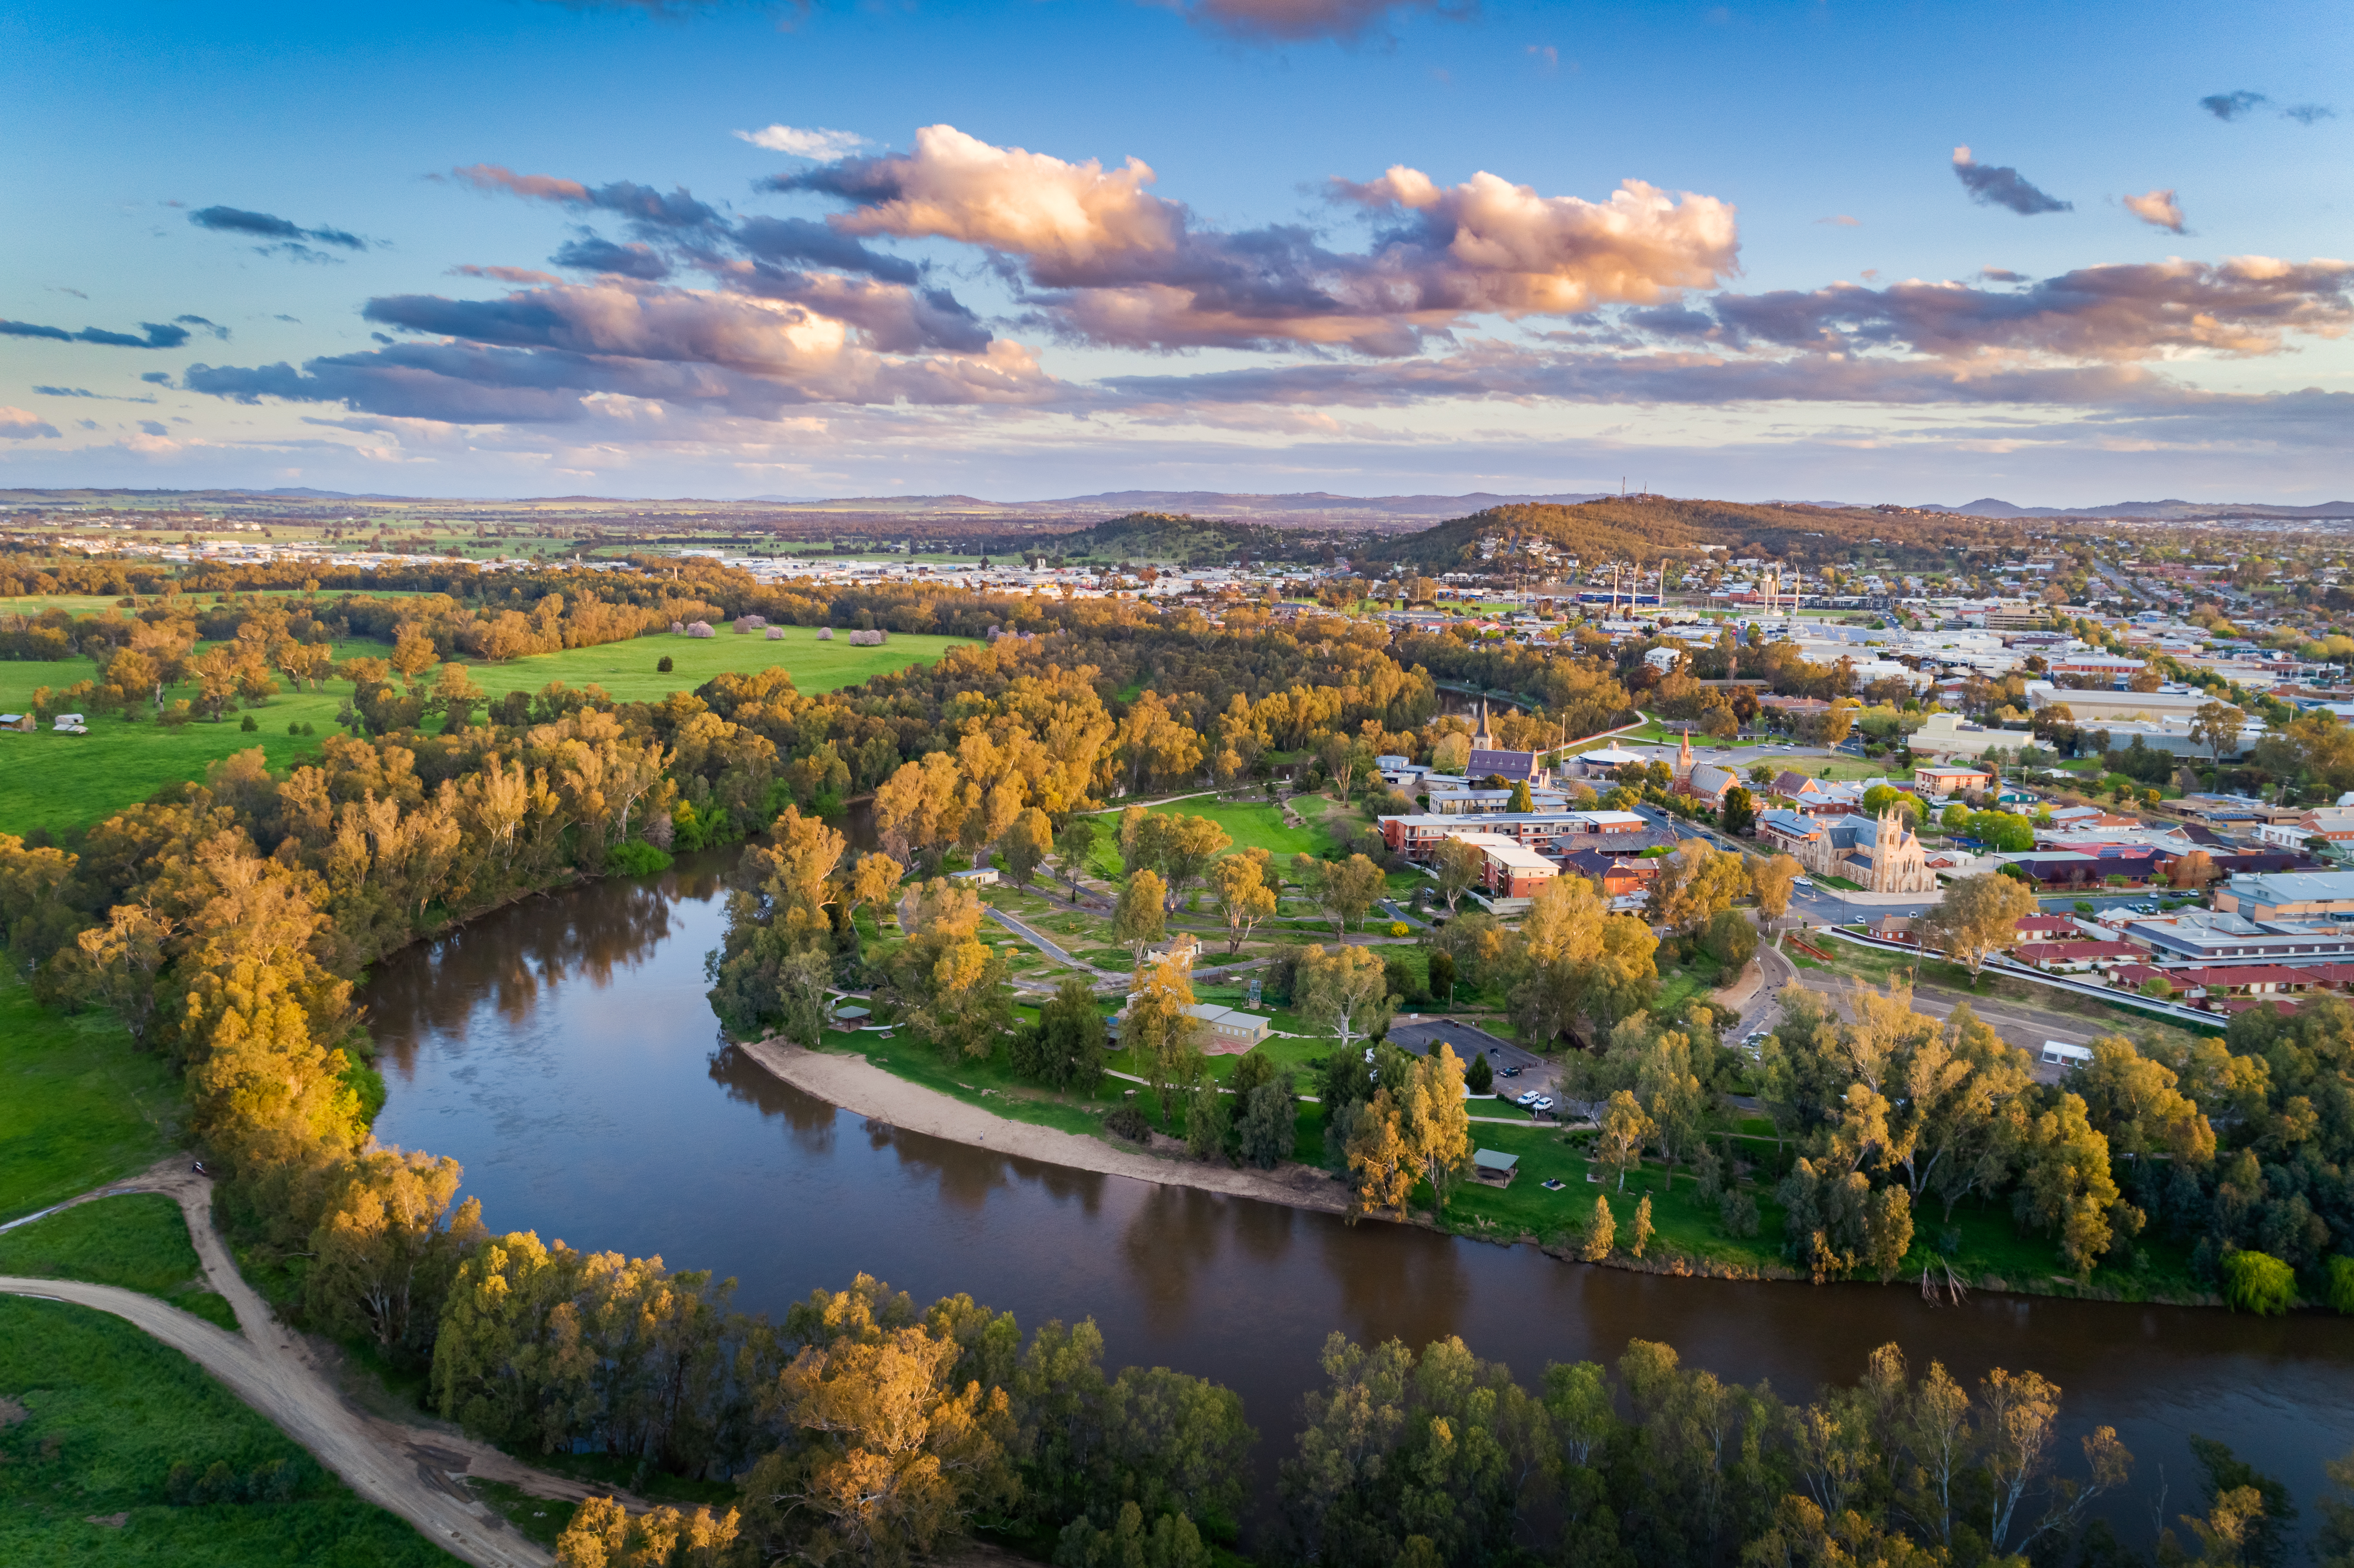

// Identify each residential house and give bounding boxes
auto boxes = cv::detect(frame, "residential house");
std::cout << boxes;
[2013,939,2143,973]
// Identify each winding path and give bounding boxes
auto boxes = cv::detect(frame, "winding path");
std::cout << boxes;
[0,1162,644,1568]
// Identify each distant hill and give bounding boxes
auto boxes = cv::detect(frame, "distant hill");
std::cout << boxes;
[1363,497,2031,572]
[1013,512,1315,562]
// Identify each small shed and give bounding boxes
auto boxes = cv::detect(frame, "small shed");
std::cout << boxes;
[0,713,29,732]
[1472,1148,1520,1186]
[2039,1041,2094,1068]
[948,866,1000,887]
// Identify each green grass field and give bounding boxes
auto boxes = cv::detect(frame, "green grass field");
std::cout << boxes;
[0,1296,458,1567]
[0,627,966,836]
[461,627,969,704]
[0,1195,236,1331]
[0,973,184,1224]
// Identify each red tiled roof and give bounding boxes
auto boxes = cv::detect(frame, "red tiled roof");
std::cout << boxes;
[2015,940,2141,962]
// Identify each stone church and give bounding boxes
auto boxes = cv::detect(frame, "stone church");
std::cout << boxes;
[1759,805,1939,894]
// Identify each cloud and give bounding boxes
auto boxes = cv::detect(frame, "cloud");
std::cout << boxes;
[776,123,1738,353]
[2201,89,2268,120]
[1951,147,2071,215]
[732,216,919,283]
[1167,0,1469,42]
[551,235,674,280]
[185,277,1060,425]
[138,420,169,437]
[32,385,157,402]
[0,317,194,348]
[1815,214,1859,227]
[0,407,62,440]
[447,164,724,233]
[174,314,230,341]
[140,371,173,385]
[451,264,563,284]
[733,125,867,158]
[1629,256,2354,361]
[2284,103,2336,126]
[188,205,369,261]
[2122,188,2185,234]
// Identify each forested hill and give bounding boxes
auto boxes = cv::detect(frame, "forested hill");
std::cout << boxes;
[1009,511,1350,565]
[1368,497,2034,572]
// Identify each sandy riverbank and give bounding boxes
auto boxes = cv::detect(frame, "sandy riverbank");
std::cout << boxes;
[736,1038,1351,1214]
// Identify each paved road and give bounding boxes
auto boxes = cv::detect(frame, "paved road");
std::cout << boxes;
[0,1164,649,1568]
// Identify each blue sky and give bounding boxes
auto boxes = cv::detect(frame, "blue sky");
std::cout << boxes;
[2,0,2348,504]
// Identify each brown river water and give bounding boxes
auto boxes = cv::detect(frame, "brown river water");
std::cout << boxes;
[368,853,2354,1546]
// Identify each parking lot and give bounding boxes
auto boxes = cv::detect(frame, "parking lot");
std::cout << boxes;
[1387,1017,1565,1118]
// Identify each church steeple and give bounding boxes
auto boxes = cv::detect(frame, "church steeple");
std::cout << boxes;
[1674,729,1694,786]
[1472,699,1495,750]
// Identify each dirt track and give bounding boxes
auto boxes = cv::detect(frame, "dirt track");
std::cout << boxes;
[0,1162,643,1568]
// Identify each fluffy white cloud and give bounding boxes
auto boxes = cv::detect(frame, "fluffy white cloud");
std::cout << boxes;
[2123,188,2187,234]
[733,125,869,158]
[0,406,61,440]
[781,125,1739,354]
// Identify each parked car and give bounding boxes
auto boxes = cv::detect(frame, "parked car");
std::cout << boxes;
[1501,1064,1522,1078]
[1531,1095,1556,1115]
[1515,1090,1540,1108]
[1794,878,1814,889]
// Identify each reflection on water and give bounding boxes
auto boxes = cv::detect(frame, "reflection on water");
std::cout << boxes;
[368,853,2354,1546]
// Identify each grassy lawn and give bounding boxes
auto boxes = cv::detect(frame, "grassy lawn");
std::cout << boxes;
[0,1194,236,1331]
[1427,1125,2201,1297]
[1135,798,1329,859]
[464,628,969,705]
[0,647,368,837]
[808,1025,1137,1140]
[0,1296,459,1566]
[0,972,185,1224]
[0,627,965,837]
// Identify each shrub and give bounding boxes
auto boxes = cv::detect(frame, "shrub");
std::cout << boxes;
[1719,1188,1760,1239]
[239,714,258,732]
[1388,921,1411,938]
[606,841,675,877]
[2220,1249,2297,1315]
[2327,1255,2354,1315]
[1464,1053,1493,1094]
[1105,1105,1151,1142]
[658,655,675,673]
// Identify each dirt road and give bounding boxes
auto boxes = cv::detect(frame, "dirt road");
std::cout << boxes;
[0,1163,643,1568]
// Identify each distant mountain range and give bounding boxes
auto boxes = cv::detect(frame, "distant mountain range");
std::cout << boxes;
[742,489,1613,522]
[1939,497,2354,519]
[7,485,2351,526]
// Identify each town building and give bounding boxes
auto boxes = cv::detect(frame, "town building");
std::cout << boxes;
[2213,870,2354,922]
[1757,806,1939,893]
[1465,701,1547,785]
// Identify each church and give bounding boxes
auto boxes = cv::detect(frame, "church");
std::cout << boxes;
[1466,701,1547,786]
[1757,805,1940,894]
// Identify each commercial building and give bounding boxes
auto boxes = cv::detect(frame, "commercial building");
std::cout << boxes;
[2214,871,2354,921]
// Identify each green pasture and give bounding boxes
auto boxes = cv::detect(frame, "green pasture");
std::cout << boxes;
[0,1194,236,1331]
[0,1297,457,1566]
[462,627,969,704]
[0,628,963,836]
[0,973,184,1224]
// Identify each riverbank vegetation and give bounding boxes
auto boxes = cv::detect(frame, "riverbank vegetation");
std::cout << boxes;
[0,1295,454,1565]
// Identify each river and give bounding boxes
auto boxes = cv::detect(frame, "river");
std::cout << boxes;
[369,854,2354,1547]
